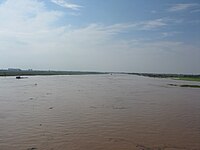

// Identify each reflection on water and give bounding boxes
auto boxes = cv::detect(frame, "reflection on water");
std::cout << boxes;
[0,75,199,150]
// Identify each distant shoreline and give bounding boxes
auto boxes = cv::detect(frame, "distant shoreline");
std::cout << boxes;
[0,70,200,82]
[126,73,200,82]
[0,70,107,76]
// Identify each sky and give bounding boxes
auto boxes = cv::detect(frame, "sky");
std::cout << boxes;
[0,0,200,74]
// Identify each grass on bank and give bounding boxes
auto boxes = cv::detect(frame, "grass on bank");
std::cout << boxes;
[127,73,200,82]
[168,83,200,88]
[174,77,200,82]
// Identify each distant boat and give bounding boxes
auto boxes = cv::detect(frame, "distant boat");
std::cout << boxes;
[16,76,21,79]
[16,76,28,79]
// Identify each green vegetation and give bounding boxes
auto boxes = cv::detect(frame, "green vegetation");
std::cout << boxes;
[174,77,200,82]
[127,73,200,82]
[180,84,200,88]
[0,70,107,76]
[168,83,200,88]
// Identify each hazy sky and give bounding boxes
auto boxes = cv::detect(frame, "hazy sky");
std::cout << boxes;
[0,0,200,73]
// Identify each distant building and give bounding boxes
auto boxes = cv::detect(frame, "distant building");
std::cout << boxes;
[8,68,21,71]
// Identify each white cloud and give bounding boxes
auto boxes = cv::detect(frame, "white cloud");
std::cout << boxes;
[191,9,200,13]
[161,31,181,38]
[88,18,168,32]
[138,19,167,30]
[168,3,199,12]
[51,0,82,10]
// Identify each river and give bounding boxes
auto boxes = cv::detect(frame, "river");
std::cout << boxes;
[0,75,199,150]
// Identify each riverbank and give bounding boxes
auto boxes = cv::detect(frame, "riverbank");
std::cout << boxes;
[0,70,106,76]
[1,70,200,83]
[127,73,200,82]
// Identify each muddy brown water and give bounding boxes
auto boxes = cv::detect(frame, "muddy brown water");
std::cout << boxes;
[0,75,199,150]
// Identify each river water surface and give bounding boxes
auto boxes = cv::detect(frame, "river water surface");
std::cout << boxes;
[0,75,199,150]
